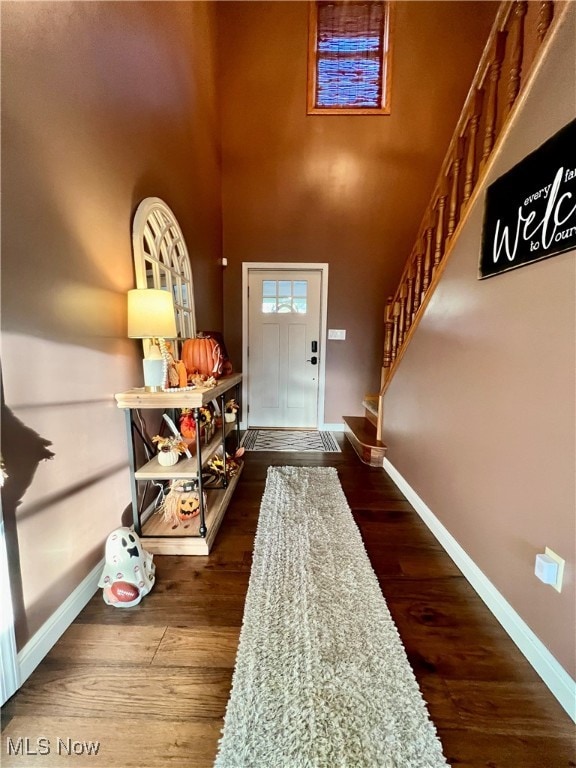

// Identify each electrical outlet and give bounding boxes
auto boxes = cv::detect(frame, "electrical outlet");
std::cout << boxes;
[544,547,565,592]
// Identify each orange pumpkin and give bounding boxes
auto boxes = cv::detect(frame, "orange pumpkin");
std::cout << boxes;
[181,337,224,379]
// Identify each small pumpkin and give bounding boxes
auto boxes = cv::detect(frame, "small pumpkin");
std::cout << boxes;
[157,448,179,467]
[158,481,207,527]
[178,493,201,520]
[182,337,224,379]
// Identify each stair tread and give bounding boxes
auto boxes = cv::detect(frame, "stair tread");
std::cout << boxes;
[362,395,379,417]
[342,416,386,448]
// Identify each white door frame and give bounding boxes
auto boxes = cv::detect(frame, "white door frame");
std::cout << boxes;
[242,262,329,430]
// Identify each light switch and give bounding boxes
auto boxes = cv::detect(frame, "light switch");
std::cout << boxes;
[328,329,346,340]
[535,554,558,585]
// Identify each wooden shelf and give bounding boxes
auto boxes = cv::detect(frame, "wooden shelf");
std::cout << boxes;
[134,421,238,480]
[115,373,242,410]
[115,372,243,555]
[140,463,243,555]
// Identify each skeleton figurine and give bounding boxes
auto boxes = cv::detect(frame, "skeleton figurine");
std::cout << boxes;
[98,527,155,607]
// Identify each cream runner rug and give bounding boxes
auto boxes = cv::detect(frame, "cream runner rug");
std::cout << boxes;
[214,466,449,768]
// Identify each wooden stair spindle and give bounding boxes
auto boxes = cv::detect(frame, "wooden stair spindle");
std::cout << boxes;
[461,89,484,215]
[382,297,394,374]
[537,1,554,43]
[391,299,401,361]
[422,226,434,299]
[481,31,507,167]
[405,266,415,337]
[506,1,528,117]
[447,137,465,239]
[413,248,423,319]
[434,193,447,270]
[398,284,407,345]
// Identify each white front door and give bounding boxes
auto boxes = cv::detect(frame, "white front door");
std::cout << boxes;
[247,269,323,428]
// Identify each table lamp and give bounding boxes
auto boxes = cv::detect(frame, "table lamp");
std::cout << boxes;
[127,288,177,390]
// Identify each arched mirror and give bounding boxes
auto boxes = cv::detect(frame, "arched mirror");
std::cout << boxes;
[132,197,196,340]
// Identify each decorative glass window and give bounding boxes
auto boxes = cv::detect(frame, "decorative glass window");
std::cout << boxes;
[132,197,196,339]
[307,1,392,115]
[261,280,308,314]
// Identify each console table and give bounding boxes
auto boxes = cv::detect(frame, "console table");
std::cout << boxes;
[115,373,242,555]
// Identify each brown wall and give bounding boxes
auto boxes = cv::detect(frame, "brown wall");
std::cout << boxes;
[382,7,576,675]
[217,0,498,424]
[1,1,222,648]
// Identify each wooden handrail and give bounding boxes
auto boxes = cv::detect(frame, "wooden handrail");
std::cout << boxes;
[380,0,559,403]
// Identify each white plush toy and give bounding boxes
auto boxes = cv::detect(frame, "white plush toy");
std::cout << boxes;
[98,527,155,607]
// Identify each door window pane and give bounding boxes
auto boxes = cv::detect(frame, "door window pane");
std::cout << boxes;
[293,298,307,313]
[260,279,308,314]
[293,281,307,297]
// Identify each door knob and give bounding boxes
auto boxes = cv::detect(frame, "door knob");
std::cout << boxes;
[306,356,318,365]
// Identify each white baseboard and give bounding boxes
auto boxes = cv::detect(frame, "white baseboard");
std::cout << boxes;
[383,458,576,722]
[1,521,20,705]
[321,422,345,432]
[239,422,345,432]
[18,559,104,686]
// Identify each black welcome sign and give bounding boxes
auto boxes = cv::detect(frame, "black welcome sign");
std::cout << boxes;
[480,119,576,279]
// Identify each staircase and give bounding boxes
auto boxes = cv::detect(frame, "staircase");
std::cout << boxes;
[344,0,557,466]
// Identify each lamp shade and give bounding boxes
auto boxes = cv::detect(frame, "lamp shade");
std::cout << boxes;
[127,289,177,339]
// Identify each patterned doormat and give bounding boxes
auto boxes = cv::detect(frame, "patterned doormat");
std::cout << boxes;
[242,429,341,453]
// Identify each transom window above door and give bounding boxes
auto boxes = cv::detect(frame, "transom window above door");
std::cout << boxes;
[261,279,308,314]
[307,0,393,115]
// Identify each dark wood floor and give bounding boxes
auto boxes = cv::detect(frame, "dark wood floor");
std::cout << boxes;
[2,437,575,767]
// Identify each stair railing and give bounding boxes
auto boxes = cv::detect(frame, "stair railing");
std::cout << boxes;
[380,0,558,405]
